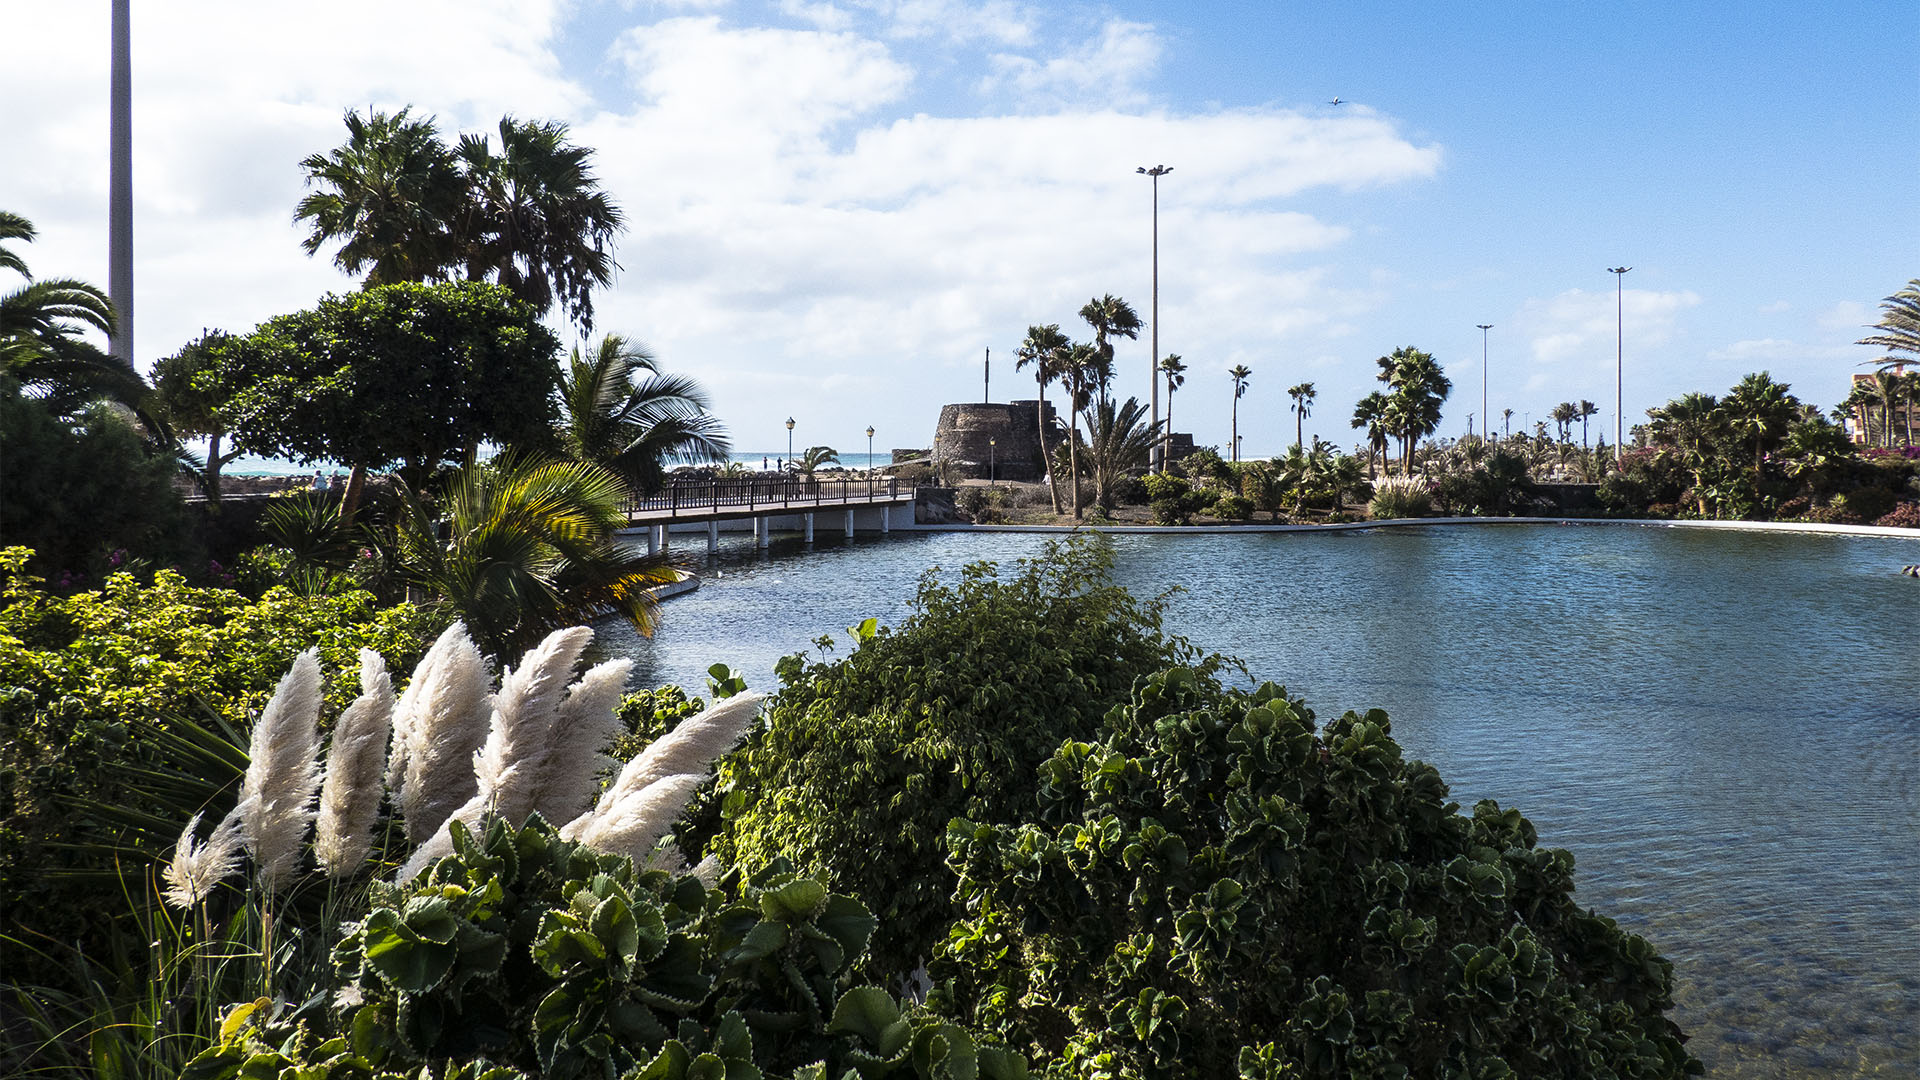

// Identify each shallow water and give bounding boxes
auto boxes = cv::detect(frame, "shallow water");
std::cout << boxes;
[595,524,1920,1078]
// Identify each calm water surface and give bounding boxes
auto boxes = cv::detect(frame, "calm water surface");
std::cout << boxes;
[597,524,1920,1078]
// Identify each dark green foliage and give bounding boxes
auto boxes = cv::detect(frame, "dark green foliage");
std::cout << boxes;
[931,668,1697,1078]
[184,816,1026,1080]
[717,539,1209,980]
[0,376,193,579]
[207,282,561,478]
[0,547,441,1000]
[1141,473,1208,526]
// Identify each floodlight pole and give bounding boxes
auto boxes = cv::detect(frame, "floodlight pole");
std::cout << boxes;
[1608,267,1631,458]
[109,0,133,364]
[1138,164,1172,470]
[1477,324,1493,443]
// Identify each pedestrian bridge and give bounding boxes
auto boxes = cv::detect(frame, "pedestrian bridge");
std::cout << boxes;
[620,475,916,553]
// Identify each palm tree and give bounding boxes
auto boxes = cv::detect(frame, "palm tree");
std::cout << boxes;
[1375,347,1451,475]
[1855,279,1920,362]
[1159,354,1187,468]
[555,334,730,498]
[1501,407,1514,439]
[1870,367,1901,450]
[1078,295,1141,412]
[1550,402,1578,444]
[793,446,839,474]
[1647,392,1729,517]
[1,211,146,418]
[1351,391,1391,479]
[294,108,464,287]
[454,117,625,335]
[1016,323,1073,513]
[1722,371,1797,485]
[1578,400,1600,448]
[1287,382,1316,451]
[389,451,679,659]
[1085,396,1159,510]
[1057,343,1102,517]
[1228,364,1253,463]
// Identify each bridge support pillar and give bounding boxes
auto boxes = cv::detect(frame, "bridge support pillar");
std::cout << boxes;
[881,506,890,534]
[844,510,855,538]
[707,520,720,554]
[645,527,659,556]
[656,525,669,552]
[803,513,815,544]
[755,516,770,549]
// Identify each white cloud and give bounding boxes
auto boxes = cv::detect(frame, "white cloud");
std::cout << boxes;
[1756,299,1790,314]
[1818,299,1872,332]
[1706,338,1852,366]
[1518,287,1702,367]
[853,0,1035,45]
[982,18,1160,106]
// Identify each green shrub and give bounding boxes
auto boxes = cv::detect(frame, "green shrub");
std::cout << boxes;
[931,669,1696,1078]
[1833,485,1897,523]
[1143,473,1209,526]
[1210,493,1254,521]
[716,539,1212,980]
[1368,478,1432,519]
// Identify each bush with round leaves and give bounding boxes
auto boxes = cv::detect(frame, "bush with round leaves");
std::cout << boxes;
[929,668,1697,1079]
[182,815,1027,1080]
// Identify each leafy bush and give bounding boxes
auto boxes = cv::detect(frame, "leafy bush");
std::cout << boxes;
[1368,477,1431,519]
[1142,473,1209,526]
[1833,485,1898,523]
[932,669,1697,1078]
[957,486,1010,524]
[717,539,1210,980]
[1874,501,1920,529]
[1210,493,1254,522]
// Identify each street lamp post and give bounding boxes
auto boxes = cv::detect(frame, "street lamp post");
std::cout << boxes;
[1138,164,1172,472]
[1476,324,1493,444]
[785,417,795,467]
[1608,267,1631,458]
[866,425,875,472]
[989,438,997,484]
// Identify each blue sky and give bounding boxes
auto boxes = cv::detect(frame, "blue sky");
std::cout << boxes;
[4,1,1913,458]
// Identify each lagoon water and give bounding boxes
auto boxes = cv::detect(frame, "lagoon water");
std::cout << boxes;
[596,523,1920,1078]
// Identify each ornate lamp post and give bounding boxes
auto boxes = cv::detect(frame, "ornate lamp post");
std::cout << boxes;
[989,438,997,484]
[1137,164,1172,471]
[1608,267,1631,458]
[785,417,795,466]
[866,425,875,471]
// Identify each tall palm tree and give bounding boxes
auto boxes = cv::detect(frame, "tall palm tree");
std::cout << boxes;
[456,117,625,335]
[1375,347,1451,475]
[1351,391,1391,479]
[1228,364,1253,463]
[1057,342,1102,517]
[1152,351,1182,465]
[1722,371,1797,485]
[1856,279,1920,362]
[1,211,146,418]
[1578,400,1600,448]
[389,451,679,659]
[294,108,465,287]
[1016,323,1072,513]
[1287,382,1316,451]
[555,334,729,498]
[1078,295,1141,412]
[1870,367,1901,450]
[1550,402,1578,444]
[1501,407,1514,439]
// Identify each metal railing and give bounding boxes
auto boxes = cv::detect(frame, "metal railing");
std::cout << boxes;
[625,475,904,518]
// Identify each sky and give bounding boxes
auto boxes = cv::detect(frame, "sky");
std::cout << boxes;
[4,0,1915,459]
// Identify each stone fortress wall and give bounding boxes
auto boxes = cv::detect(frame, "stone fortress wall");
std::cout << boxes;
[931,401,1059,482]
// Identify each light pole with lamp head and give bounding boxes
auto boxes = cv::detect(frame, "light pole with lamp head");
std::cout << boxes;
[867,425,875,471]
[1476,324,1493,443]
[785,417,795,468]
[1608,267,1630,458]
[1137,164,1172,471]
[989,438,997,484]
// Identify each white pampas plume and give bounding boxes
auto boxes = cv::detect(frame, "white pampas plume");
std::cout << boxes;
[162,807,246,909]
[398,627,594,879]
[525,658,632,827]
[561,774,706,865]
[314,650,394,876]
[237,650,324,890]
[589,692,764,814]
[689,853,723,888]
[389,623,493,844]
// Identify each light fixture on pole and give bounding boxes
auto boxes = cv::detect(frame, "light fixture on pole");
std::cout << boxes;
[1476,324,1493,443]
[785,416,795,466]
[1608,267,1631,458]
[989,438,997,484]
[1137,164,1172,472]
[867,425,875,471]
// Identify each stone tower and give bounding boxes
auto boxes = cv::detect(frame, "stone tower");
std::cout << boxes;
[930,400,1059,482]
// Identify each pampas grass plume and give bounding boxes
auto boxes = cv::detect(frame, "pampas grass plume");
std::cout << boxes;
[595,691,764,810]
[314,649,394,876]
[238,650,324,890]
[389,622,493,844]
[562,773,706,865]
[163,807,246,909]
[527,657,632,827]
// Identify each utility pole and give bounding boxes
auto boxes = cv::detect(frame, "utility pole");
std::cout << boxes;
[1476,324,1493,444]
[109,0,133,364]
[1608,267,1631,459]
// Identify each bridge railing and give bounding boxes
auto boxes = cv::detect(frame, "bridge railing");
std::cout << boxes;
[626,475,903,518]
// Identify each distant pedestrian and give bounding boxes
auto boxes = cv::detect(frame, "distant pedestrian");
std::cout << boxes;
[762,456,769,470]
[331,470,347,492]
[311,470,327,492]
